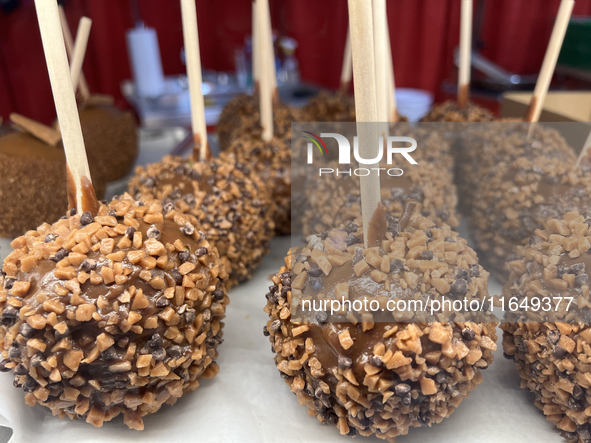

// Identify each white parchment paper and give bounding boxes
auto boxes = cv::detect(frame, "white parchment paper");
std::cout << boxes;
[0,234,564,443]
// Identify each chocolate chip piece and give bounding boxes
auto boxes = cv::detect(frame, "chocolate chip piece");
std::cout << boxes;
[345,223,358,234]
[444,237,456,243]
[14,364,28,376]
[195,247,208,257]
[572,263,587,275]
[575,274,590,287]
[469,265,480,277]
[3,278,15,289]
[163,201,174,213]
[390,259,404,273]
[573,384,585,400]
[418,411,430,426]
[368,355,384,368]
[345,234,362,246]
[68,208,77,216]
[178,251,191,263]
[296,254,307,263]
[529,235,543,245]
[171,269,183,284]
[44,233,58,243]
[420,250,434,260]
[315,311,328,324]
[8,345,20,359]
[155,296,170,308]
[181,223,195,236]
[147,224,161,240]
[0,360,10,372]
[435,372,448,384]
[153,348,166,361]
[310,278,322,291]
[503,352,514,360]
[50,248,68,262]
[557,266,571,278]
[450,279,468,297]
[22,375,37,393]
[394,383,411,396]
[263,326,270,336]
[269,319,281,332]
[352,250,364,265]
[185,308,196,323]
[1,307,18,325]
[30,354,44,368]
[148,334,163,348]
[167,345,183,358]
[101,348,118,361]
[212,289,224,300]
[19,323,34,339]
[454,268,469,281]
[553,345,568,359]
[338,354,352,369]
[461,328,475,341]
[124,226,136,239]
[547,329,560,345]
[79,259,96,272]
[307,265,323,277]
[80,211,93,225]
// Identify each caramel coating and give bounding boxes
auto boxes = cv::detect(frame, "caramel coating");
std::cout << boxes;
[228,134,292,235]
[0,131,106,238]
[420,100,494,123]
[129,153,276,288]
[264,211,497,441]
[501,211,591,442]
[0,194,229,430]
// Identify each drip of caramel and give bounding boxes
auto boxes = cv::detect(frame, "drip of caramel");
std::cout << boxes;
[399,199,418,231]
[66,165,100,215]
[367,202,387,248]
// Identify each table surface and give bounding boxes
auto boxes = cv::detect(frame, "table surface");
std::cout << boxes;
[0,130,567,443]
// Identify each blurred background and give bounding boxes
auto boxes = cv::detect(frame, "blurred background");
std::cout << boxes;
[2,0,591,126]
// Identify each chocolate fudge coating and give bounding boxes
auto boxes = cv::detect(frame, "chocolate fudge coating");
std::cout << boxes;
[264,208,497,441]
[78,103,138,183]
[0,131,106,238]
[129,153,276,288]
[0,194,229,430]
[501,211,591,442]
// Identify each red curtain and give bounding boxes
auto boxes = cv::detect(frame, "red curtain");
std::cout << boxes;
[1,0,591,125]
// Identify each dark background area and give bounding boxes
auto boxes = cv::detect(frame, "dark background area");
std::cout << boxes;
[1,0,591,125]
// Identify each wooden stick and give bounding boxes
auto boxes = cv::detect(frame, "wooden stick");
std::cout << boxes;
[251,2,259,91]
[525,0,574,123]
[10,113,62,146]
[261,0,278,102]
[70,17,92,98]
[180,0,209,161]
[348,0,380,247]
[373,0,388,125]
[458,0,472,108]
[35,0,97,215]
[339,27,352,94]
[257,0,273,141]
[58,6,90,100]
[385,14,397,122]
